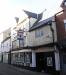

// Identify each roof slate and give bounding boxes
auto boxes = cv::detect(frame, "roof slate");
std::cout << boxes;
[29,16,54,31]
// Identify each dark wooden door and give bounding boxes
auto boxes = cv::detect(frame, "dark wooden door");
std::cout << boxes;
[36,53,46,72]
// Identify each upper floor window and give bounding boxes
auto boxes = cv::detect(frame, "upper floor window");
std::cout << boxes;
[19,39,24,47]
[35,28,44,38]
[64,19,66,30]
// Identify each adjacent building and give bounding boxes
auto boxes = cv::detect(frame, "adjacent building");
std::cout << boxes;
[1,28,11,63]
[55,0,66,74]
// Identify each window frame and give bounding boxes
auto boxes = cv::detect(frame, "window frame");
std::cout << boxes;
[35,28,44,38]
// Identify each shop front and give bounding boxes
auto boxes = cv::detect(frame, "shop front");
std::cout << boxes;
[36,52,55,73]
[34,46,60,74]
[11,49,36,70]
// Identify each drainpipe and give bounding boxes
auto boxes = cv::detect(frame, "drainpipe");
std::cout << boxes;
[48,21,54,45]
[50,23,54,45]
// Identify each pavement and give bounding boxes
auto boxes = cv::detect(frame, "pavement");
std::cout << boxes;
[0,63,50,75]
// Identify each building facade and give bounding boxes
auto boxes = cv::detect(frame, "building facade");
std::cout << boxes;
[10,10,60,74]
[11,10,38,70]
[29,16,61,74]
[1,1,66,74]
[1,28,11,64]
[10,10,61,74]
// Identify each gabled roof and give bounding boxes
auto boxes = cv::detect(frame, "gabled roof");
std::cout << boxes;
[29,16,54,31]
[33,12,43,26]
[23,10,37,19]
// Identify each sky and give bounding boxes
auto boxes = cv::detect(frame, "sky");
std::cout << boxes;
[0,0,63,34]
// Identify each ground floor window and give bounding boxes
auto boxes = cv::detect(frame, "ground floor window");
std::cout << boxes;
[12,52,32,66]
[25,52,32,65]
[20,52,24,63]
[15,53,18,60]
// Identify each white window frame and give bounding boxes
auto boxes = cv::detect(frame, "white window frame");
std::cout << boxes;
[35,28,44,38]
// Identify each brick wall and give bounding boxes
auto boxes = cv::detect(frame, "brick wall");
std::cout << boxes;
[56,10,66,41]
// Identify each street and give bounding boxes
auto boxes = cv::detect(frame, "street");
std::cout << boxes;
[0,63,50,75]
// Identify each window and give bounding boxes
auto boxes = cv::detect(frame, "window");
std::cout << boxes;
[35,30,40,37]
[64,23,66,30]
[12,40,17,49]
[35,28,44,38]
[19,39,24,47]
[25,52,32,64]
[20,52,24,63]
[15,53,18,60]
[41,30,44,36]
[64,19,66,30]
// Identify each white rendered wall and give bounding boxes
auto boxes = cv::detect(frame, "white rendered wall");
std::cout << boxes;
[2,38,11,52]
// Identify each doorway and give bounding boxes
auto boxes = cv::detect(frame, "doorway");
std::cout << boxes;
[36,52,55,73]
[36,53,46,72]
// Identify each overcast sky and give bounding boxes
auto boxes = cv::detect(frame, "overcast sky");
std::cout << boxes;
[0,0,63,33]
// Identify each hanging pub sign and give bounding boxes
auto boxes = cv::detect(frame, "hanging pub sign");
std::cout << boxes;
[47,57,53,66]
[17,29,24,40]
